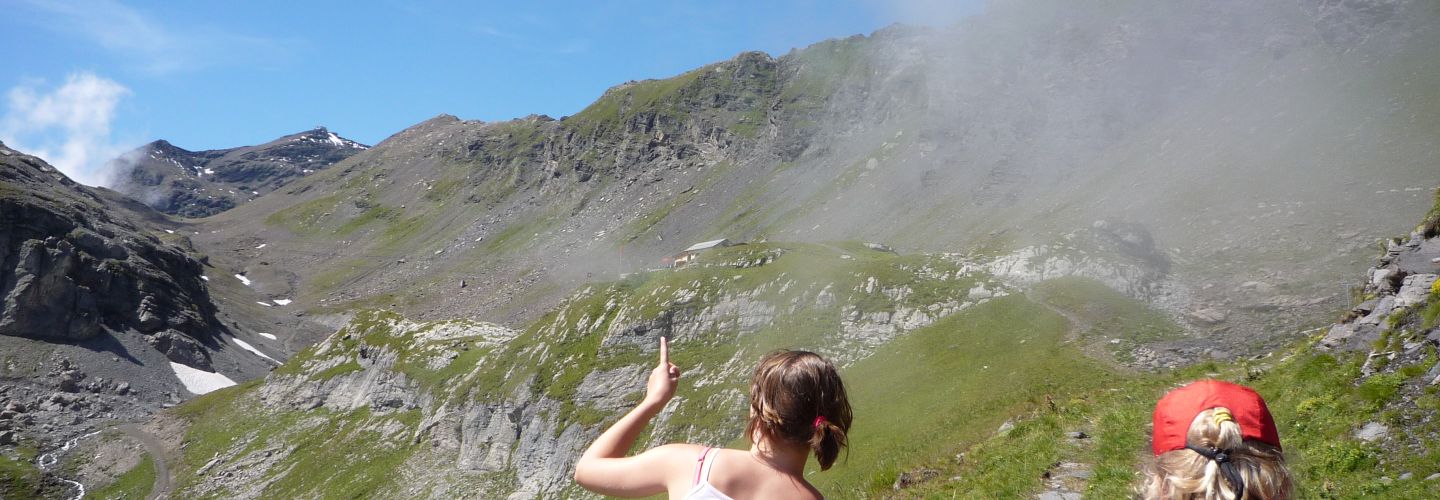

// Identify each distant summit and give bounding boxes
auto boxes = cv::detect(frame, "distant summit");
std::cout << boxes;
[109,128,368,218]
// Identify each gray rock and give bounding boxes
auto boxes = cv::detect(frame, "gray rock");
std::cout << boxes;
[1398,472,1413,481]
[145,330,213,370]
[892,468,939,490]
[1187,308,1228,325]
[56,370,85,393]
[0,430,13,445]
[1355,422,1389,442]
[0,239,101,340]
[1239,281,1276,294]
[996,420,1015,436]
[135,295,165,333]
[1394,274,1438,308]
[1356,296,1396,326]
[1425,473,1440,481]
[1372,268,1396,289]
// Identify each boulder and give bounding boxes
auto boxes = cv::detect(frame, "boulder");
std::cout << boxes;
[1355,422,1389,442]
[56,370,85,393]
[1394,274,1438,308]
[146,329,213,371]
[135,295,165,333]
[1187,307,1228,325]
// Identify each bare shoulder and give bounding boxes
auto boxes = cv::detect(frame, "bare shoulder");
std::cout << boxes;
[707,449,824,499]
[652,442,707,459]
[647,443,709,477]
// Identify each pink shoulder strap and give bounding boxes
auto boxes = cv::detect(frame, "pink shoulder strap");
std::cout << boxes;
[694,446,711,486]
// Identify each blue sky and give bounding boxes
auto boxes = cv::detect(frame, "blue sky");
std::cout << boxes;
[0,0,977,185]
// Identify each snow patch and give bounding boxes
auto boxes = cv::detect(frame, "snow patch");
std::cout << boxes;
[231,337,279,363]
[164,229,175,234]
[257,332,277,340]
[201,275,209,281]
[169,362,236,395]
[272,298,292,306]
[235,274,251,286]
[326,132,345,147]
[257,301,271,307]
[204,168,215,175]
[256,243,267,249]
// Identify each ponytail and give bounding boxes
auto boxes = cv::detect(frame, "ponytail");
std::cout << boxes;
[1140,408,1292,499]
[746,350,853,471]
[809,415,848,470]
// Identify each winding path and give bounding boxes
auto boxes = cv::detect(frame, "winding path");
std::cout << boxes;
[117,424,172,500]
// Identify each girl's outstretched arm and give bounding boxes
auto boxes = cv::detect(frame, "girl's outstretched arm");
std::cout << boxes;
[573,337,693,497]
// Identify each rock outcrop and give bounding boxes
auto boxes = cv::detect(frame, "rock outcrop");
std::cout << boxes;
[1320,227,1440,354]
[1,143,220,361]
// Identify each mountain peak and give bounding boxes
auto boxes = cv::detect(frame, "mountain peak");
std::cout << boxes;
[111,128,369,217]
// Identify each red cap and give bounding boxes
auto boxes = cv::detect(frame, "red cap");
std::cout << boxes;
[1151,380,1281,455]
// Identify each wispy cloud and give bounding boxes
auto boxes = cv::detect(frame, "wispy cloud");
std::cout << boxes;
[554,39,592,55]
[19,0,294,75]
[471,22,591,56]
[1,72,132,186]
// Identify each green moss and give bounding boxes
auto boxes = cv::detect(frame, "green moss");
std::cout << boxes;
[422,178,464,202]
[1033,276,1185,360]
[336,205,402,236]
[1421,188,1440,237]
[87,455,155,500]
[261,408,423,498]
[814,295,1122,497]
[313,360,363,380]
[264,194,341,233]
[0,447,42,499]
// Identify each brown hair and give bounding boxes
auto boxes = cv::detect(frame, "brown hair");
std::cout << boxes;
[744,350,853,470]
[1139,408,1293,500]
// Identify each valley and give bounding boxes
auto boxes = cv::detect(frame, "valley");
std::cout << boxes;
[2,0,1439,498]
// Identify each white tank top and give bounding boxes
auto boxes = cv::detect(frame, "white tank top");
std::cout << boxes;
[684,447,735,500]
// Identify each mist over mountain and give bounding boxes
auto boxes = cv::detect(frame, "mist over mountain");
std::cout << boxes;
[109,128,367,218]
[199,0,1437,346]
[4,0,1440,498]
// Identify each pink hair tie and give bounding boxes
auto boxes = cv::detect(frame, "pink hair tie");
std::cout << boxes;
[813,415,828,429]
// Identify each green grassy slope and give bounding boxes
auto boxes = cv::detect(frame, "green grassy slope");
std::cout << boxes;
[819,294,1123,496]
[149,240,1206,498]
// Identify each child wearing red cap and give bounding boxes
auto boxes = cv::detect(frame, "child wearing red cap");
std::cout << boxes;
[1139,380,1293,499]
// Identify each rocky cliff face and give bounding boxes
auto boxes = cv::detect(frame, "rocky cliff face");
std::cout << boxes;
[0,143,285,498]
[110,128,367,218]
[1,142,219,352]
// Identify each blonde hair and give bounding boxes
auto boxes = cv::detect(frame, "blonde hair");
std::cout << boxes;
[744,350,853,470]
[1140,408,1292,499]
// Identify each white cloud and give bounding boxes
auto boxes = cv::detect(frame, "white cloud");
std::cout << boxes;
[19,0,293,75]
[1,72,132,186]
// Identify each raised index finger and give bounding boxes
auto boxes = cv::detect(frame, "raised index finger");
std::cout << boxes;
[659,336,669,366]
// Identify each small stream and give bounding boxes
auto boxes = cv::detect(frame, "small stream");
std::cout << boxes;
[36,431,100,500]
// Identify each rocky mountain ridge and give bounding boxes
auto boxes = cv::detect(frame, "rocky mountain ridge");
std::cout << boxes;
[190,0,1440,358]
[0,142,284,499]
[110,128,367,218]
